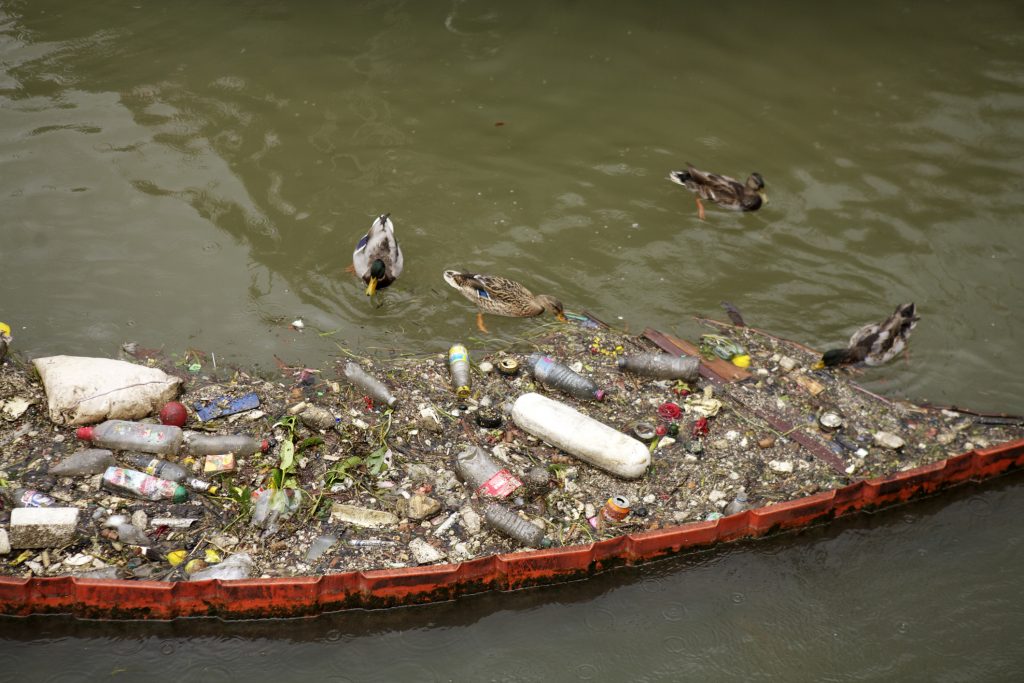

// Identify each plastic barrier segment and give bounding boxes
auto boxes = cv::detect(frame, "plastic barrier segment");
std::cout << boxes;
[1,438,1022,620]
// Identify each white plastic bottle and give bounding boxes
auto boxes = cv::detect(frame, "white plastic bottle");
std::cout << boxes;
[75,420,183,455]
[510,392,650,479]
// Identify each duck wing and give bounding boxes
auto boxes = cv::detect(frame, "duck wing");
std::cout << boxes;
[850,303,919,366]
[670,163,745,206]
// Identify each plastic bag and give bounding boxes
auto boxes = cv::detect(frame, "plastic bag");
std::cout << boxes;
[32,355,182,426]
[187,552,254,581]
[251,488,301,535]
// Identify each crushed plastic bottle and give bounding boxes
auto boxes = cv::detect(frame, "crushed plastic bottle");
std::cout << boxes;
[101,466,188,503]
[724,490,750,516]
[187,552,254,581]
[1,486,55,508]
[48,448,115,476]
[184,432,268,457]
[122,454,216,493]
[448,344,471,399]
[454,446,523,499]
[616,352,700,381]
[304,533,339,563]
[342,361,398,408]
[483,502,552,548]
[527,353,605,401]
[75,420,183,455]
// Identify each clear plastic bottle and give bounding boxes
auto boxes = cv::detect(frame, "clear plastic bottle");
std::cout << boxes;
[122,454,216,493]
[483,502,551,548]
[448,344,471,399]
[724,490,750,516]
[184,432,268,457]
[49,448,115,476]
[342,361,398,408]
[101,466,188,503]
[1,486,55,508]
[76,420,183,455]
[455,446,522,498]
[616,352,700,381]
[527,353,605,401]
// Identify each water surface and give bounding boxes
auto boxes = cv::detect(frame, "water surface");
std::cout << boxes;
[1,1,1023,678]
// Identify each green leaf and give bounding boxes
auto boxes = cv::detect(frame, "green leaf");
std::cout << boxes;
[279,439,295,472]
[366,445,389,476]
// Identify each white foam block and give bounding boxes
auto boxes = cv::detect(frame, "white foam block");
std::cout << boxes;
[9,507,80,549]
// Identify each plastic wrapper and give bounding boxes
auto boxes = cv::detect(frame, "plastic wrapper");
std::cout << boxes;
[251,488,301,535]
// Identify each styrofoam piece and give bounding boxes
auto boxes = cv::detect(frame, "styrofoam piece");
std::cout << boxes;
[9,507,80,548]
[511,392,651,479]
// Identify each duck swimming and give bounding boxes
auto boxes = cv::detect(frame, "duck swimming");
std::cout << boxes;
[442,270,567,333]
[814,303,920,368]
[668,164,766,220]
[352,213,403,296]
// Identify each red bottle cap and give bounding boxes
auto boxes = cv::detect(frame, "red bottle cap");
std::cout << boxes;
[260,439,270,453]
[75,426,95,441]
[595,389,606,401]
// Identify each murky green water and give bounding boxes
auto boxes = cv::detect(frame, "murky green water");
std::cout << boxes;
[2,0,1023,677]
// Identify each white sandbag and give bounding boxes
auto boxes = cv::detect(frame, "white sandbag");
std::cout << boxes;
[32,355,182,426]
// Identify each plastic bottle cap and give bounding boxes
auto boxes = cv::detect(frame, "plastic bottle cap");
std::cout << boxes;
[594,389,606,401]
[172,485,188,503]
[260,439,270,453]
[75,426,95,441]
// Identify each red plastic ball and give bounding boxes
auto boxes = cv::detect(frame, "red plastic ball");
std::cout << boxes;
[159,401,187,427]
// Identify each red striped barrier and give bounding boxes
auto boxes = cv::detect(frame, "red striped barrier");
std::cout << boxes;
[1,438,1022,620]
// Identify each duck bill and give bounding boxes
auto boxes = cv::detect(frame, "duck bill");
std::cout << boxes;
[365,277,378,296]
[555,312,568,323]
[758,191,769,205]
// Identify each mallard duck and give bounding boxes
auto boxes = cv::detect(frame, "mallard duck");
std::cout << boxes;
[442,270,567,333]
[352,213,403,296]
[668,164,766,220]
[813,303,920,369]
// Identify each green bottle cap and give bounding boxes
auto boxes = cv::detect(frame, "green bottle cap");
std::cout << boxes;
[172,485,188,503]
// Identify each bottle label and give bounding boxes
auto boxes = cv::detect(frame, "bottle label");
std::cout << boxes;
[448,345,468,363]
[478,469,522,498]
[143,458,160,476]
[19,490,54,507]
[104,467,177,500]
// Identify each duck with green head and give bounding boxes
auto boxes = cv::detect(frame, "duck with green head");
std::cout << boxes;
[813,303,920,369]
[352,213,404,297]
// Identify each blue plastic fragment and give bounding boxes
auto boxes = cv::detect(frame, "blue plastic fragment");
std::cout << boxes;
[195,392,261,421]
